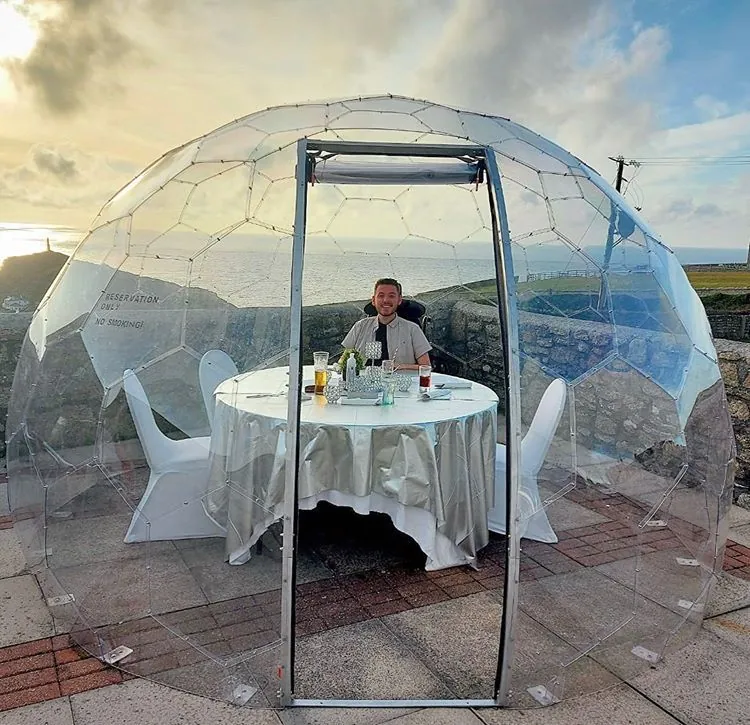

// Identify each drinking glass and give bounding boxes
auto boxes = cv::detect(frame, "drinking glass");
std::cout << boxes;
[313,351,329,394]
[382,359,394,376]
[418,365,432,394]
[382,379,397,406]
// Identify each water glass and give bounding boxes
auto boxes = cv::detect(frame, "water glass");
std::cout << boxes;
[419,365,432,394]
[382,359,394,376]
[382,379,397,406]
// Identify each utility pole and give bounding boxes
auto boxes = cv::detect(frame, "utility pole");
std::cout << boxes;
[609,155,626,193]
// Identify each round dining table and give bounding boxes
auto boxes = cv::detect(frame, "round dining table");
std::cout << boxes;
[206,366,498,569]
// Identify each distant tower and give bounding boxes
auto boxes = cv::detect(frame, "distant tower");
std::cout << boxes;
[747,238,750,269]
[46,237,51,252]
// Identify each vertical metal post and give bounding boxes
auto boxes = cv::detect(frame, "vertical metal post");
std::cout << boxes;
[484,150,523,706]
[280,139,309,706]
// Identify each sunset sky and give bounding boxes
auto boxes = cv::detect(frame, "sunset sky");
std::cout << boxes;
[0,0,749,251]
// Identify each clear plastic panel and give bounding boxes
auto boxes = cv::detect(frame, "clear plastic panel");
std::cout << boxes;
[505,162,732,706]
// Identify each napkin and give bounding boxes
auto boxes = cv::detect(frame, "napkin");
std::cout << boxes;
[435,380,472,389]
[421,389,452,400]
[340,397,380,406]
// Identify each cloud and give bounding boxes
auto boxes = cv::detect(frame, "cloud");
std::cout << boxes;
[4,0,173,114]
[0,143,135,213]
[32,147,78,180]
[416,1,671,176]
[694,94,730,120]
[652,197,727,224]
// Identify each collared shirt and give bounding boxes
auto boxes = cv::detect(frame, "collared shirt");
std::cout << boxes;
[341,316,432,366]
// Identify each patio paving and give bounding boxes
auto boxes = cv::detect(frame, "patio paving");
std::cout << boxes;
[2,468,750,723]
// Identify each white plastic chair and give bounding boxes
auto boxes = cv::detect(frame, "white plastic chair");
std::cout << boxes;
[488,378,567,543]
[199,350,238,429]
[122,369,225,543]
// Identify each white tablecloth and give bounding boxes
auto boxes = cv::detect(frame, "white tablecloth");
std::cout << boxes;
[206,367,498,569]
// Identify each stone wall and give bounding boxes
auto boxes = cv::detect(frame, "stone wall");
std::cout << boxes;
[430,303,688,463]
[1,301,748,494]
[715,339,750,489]
[706,313,750,342]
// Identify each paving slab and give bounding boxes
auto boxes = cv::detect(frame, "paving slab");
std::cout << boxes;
[518,567,682,651]
[704,571,750,617]
[280,706,419,725]
[51,550,208,626]
[0,575,53,647]
[728,522,750,548]
[381,591,501,698]
[0,529,27,579]
[386,709,485,724]
[704,605,750,654]
[477,684,681,724]
[596,548,711,615]
[631,629,750,725]
[0,697,74,725]
[729,504,750,528]
[293,618,452,700]
[43,512,174,569]
[69,678,281,724]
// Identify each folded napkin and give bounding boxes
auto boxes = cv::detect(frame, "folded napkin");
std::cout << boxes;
[435,380,472,389]
[340,397,380,406]
[421,389,452,400]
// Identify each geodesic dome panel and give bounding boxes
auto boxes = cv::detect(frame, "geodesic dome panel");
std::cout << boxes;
[7,96,734,708]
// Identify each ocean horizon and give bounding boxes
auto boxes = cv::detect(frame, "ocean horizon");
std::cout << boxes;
[2,222,749,306]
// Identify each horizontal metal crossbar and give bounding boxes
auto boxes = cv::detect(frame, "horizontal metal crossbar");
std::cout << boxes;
[291,698,500,708]
[305,139,488,158]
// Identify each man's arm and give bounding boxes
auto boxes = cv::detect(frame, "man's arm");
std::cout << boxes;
[395,352,431,371]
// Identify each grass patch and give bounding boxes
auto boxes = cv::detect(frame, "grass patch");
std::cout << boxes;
[686,270,750,290]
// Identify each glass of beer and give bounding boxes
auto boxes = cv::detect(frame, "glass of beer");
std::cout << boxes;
[313,351,329,394]
[418,364,431,394]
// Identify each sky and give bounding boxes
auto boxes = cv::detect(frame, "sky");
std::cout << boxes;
[0,0,748,254]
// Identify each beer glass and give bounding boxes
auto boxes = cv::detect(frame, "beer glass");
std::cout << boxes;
[313,351,329,394]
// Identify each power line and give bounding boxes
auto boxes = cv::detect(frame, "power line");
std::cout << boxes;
[617,155,750,167]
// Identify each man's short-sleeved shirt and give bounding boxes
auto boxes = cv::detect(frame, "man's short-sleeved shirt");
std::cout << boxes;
[341,316,431,366]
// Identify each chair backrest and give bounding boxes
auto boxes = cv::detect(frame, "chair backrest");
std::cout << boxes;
[199,350,238,427]
[123,369,174,469]
[363,299,427,329]
[520,378,567,476]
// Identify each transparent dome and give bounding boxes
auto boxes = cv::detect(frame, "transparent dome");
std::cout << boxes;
[7,96,735,708]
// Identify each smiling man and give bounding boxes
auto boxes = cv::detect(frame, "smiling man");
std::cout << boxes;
[341,278,432,370]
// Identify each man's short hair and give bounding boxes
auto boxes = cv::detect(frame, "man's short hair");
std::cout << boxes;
[374,278,402,295]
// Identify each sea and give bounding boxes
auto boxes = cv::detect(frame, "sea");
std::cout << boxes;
[1,222,748,306]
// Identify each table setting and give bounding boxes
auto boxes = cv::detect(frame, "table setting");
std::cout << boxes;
[205,349,499,570]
